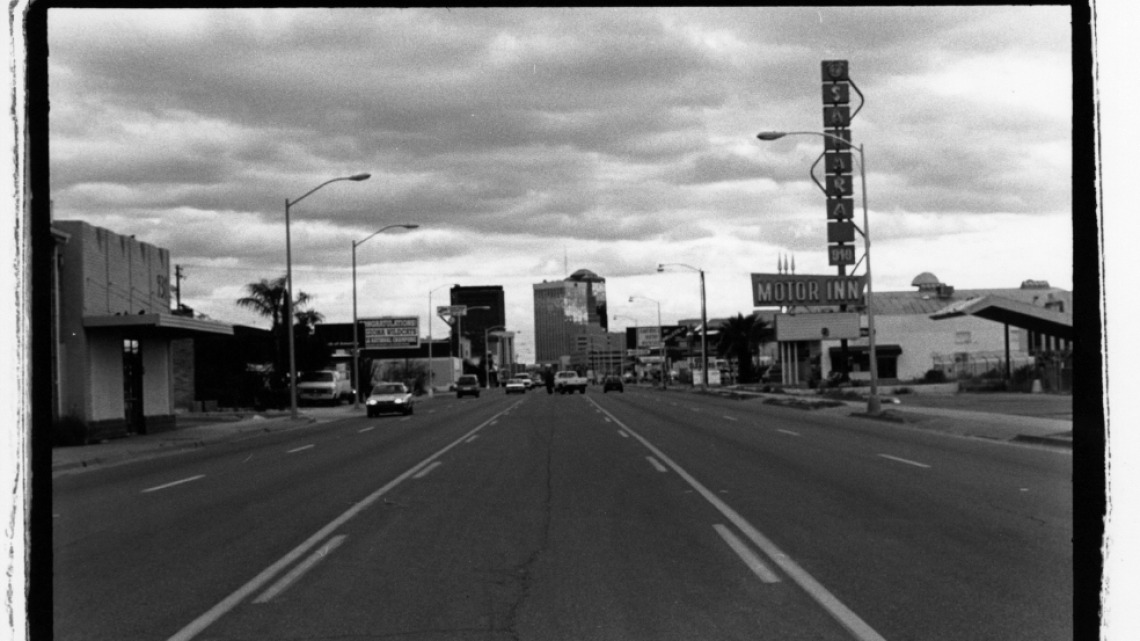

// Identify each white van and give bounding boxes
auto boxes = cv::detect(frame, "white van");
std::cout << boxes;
[297,370,353,405]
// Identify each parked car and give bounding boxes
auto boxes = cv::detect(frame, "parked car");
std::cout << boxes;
[297,370,353,406]
[365,382,414,417]
[603,376,624,393]
[504,378,529,394]
[455,374,481,398]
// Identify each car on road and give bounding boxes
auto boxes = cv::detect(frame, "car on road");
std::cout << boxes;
[602,376,624,393]
[504,378,528,394]
[297,370,354,406]
[554,370,588,394]
[365,382,414,417]
[455,374,481,398]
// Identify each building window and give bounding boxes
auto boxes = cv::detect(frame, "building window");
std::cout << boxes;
[955,331,972,345]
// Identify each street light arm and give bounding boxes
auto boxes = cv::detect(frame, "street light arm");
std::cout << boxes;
[354,223,419,249]
[288,173,372,208]
[757,131,862,155]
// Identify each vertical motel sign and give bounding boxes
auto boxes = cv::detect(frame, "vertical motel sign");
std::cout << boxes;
[822,60,856,267]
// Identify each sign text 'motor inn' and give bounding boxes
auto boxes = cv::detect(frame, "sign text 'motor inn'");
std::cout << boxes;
[751,273,867,308]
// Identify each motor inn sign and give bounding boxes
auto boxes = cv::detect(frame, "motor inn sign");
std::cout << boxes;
[751,273,866,308]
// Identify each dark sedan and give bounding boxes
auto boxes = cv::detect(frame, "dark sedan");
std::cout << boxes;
[603,376,624,393]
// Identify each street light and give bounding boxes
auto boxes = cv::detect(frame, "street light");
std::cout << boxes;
[629,295,665,389]
[658,263,708,392]
[285,173,371,420]
[427,283,452,397]
[484,325,507,388]
[757,130,880,414]
[352,223,419,408]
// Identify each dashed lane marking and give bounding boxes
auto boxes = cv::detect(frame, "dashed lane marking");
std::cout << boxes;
[646,456,668,473]
[287,445,315,454]
[142,475,206,494]
[777,429,801,437]
[878,454,931,469]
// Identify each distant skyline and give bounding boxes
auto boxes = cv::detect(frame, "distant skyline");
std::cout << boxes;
[46,7,1074,364]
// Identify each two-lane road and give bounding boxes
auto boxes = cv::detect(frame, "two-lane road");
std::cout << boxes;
[53,388,1071,640]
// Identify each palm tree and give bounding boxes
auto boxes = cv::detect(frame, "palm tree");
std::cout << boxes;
[236,276,314,373]
[715,313,772,384]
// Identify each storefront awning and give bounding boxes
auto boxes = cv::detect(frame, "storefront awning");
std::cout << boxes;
[83,313,234,338]
[930,295,1072,340]
[828,344,902,358]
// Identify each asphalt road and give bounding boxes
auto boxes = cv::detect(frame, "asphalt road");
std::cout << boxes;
[53,388,1072,641]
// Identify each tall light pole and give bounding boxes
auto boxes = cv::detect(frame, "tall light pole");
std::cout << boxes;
[352,223,419,409]
[484,325,507,388]
[629,295,665,389]
[427,283,452,397]
[757,130,879,414]
[285,173,371,420]
[658,263,707,391]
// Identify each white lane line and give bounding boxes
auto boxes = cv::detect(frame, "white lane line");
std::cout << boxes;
[878,454,931,469]
[617,430,629,438]
[723,416,739,422]
[714,524,781,583]
[358,426,376,433]
[142,475,206,494]
[777,429,801,437]
[646,456,668,473]
[603,417,612,423]
[253,535,347,603]
[167,400,523,641]
[287,445,315,454]
[413,461,443,479]
[587,397,887,641]
[465,434,480,443]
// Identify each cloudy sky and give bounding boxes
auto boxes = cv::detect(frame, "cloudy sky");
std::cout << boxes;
[46,6,1073,363]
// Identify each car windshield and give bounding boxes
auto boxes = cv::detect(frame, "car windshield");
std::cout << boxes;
[458,376,478,384]
[299,372,334,383]
[372,384,406,395]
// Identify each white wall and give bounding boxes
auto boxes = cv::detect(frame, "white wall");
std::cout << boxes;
[86,333,123,422]
[142,338,171,416]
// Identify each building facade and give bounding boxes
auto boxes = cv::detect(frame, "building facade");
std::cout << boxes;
[52,220,232,442]
[532,269,607,367]
[449,285,505,383]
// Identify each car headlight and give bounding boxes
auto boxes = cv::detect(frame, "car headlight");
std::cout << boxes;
[366,399,378,405]
[394,397,406,403]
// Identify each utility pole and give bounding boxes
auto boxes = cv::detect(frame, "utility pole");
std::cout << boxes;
[174,265,184,310]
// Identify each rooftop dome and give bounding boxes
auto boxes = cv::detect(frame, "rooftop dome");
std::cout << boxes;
[911,272,941,290]
[566,269,603,282]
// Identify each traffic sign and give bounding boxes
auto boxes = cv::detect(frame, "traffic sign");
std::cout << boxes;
[436,305,466,316]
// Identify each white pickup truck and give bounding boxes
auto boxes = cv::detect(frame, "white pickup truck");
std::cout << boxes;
[554,370,588,394]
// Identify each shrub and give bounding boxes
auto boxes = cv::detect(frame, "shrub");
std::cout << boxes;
[923,369,947,383]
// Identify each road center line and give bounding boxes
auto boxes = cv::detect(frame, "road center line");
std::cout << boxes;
[878,454,931,468]
[713,524,781,583]
[142,475,206,494]
[413,461,443,479]
[646,456,668,473]
[587,397,887,641]
[166,400,523,641]
[287,445,315,454]
[253,535,347,603]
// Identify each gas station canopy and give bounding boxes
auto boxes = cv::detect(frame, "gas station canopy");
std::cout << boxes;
[930,295,1072,340]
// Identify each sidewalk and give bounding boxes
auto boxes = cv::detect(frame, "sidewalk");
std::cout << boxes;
[700,385,1074,449]
[51,403,366,476]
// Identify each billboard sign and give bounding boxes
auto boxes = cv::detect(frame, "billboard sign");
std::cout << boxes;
[774,312,861,342]
[751,273,866,308]
[361,316,420,349]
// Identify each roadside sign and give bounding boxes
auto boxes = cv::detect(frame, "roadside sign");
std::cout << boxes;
[436,305,466,316]
[827,221,856,244]
[828,245,856,266]
[361,316,420,349]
